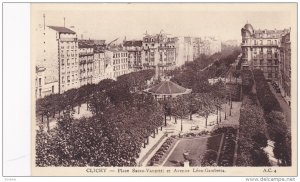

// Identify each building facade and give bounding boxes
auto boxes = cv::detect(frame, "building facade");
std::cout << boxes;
[105,49,129,79]
[279,32,291,101]
[199,37,221,56]
[93,50,106,84]
[174,36,193,67]
[36,25,80,94]
[78,41,94,86]
[142,32,176,70]
[241,23,289,80]
[123,40,143,71]
[35,66,59,99]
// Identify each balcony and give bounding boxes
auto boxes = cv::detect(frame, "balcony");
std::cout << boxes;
[79,60,86,65]
[60,38,77,42]
[79,52,94,57]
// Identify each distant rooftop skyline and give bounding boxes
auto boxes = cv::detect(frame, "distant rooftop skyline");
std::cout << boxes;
[32,3,295,43]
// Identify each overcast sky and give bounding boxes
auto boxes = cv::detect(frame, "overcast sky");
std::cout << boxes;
[32,3,295,43]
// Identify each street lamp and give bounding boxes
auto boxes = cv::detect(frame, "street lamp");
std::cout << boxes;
[229,91,232,116]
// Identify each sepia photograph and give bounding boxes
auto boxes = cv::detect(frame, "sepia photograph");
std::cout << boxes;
[30,2,297,176]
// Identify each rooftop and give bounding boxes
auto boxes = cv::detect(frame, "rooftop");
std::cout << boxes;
[145,80,192,95]
[123,40,143,47]
[47,26,76,34]
[78,41,94,48]
[107,48,127,52]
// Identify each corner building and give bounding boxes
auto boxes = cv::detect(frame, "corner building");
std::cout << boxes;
[241,23,289,80]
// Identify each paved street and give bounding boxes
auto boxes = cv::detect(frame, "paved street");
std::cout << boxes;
[268,83,291,129]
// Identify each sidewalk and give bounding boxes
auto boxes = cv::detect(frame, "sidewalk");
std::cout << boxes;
[267,83,291,129]
[165,101,242,134]
[36,103,93,131]
[135,128,167,166]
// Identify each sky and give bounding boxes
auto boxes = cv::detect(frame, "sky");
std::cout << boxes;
[32,3,295,43]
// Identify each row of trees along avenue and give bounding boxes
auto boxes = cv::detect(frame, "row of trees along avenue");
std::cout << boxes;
[36,47,242,166]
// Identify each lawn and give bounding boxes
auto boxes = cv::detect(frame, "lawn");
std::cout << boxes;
[163,135,222,166]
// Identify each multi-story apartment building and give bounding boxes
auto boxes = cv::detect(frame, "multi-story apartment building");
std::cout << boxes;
[123,40,143,71]
[279,31,291,101]
[105,49,129,79]
[241,23,289,80]
[142,32,176,70]
[93,50,106,84]
[78,41,94,86]
[199,37,221,56]
[175,36,194,66]
[193,37,202,60]
[35,24,80,94]
[35,66,59,99]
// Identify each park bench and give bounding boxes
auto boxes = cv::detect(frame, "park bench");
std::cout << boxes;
[165,129,175,134]
[190,125,199,130]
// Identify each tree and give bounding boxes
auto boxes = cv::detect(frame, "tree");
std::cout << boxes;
[186,94,198,120]
[265,111,291,166]
[87,91,112,116]
[265,111,288,141]
[195,93,216,128]
[252,132,268,148]
[250,149,271,166]
[172,96,190,132]
[232,70,241,83]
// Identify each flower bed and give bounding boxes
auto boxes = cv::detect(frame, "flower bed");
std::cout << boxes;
[218,127,237,166]
[148,131,211,166]
[205,127,237,166]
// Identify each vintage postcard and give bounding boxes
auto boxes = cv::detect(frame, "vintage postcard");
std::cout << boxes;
[31,3,297,176]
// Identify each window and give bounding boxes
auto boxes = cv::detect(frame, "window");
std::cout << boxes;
[268,73,272,78]
[39,78,41,86]
[67,76,70,83]
[268,60,272,66]
[39,88,41,97]
[260,60,264,65]
[52,86,54,93]
[253,60,257,65]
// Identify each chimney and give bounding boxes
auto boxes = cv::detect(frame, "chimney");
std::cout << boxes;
[63,17,65,27]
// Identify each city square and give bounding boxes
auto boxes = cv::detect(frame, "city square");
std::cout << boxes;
[33,4,292,169]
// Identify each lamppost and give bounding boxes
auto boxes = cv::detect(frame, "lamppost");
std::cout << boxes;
[224,101,227,120]
[229,91,232,116]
